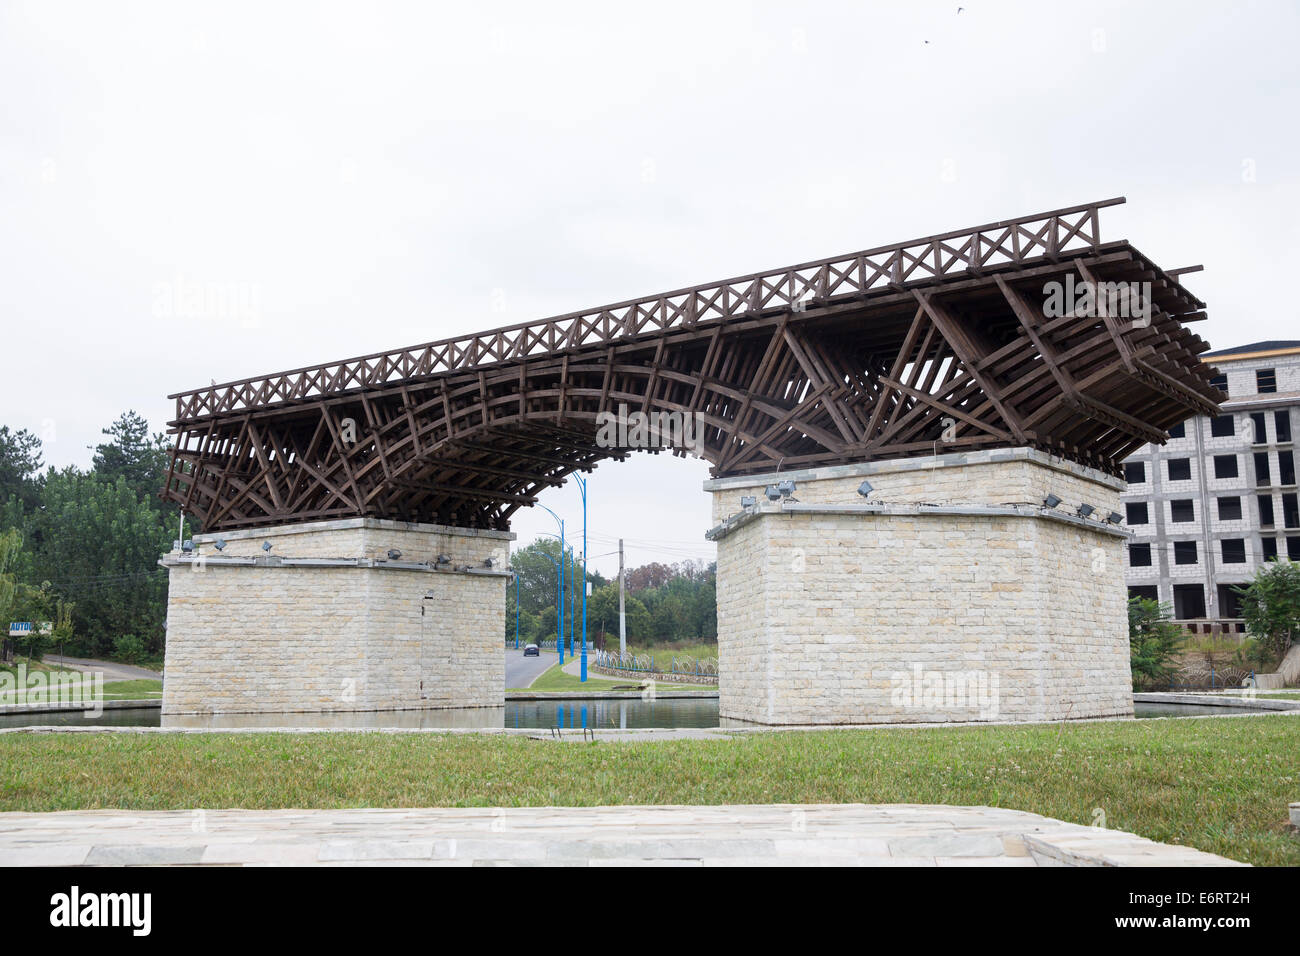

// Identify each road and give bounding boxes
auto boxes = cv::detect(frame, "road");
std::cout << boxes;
[50,656,161,682]
[504,647,556,689]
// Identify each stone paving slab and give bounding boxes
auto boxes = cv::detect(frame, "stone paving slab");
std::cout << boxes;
[0,804,1244,867]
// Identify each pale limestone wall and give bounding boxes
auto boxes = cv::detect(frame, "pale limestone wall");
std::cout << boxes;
[706,448,1123,526]
[715,516,772,719]
[162,520,509,715]
[194,517,513,565]
[711,457,1132,725]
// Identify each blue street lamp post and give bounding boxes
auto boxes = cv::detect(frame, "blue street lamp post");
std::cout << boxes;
[557,545,565,665]
[572,472,588,683]
[569,549,578,658]
[536,548,564,663]
[537,483,587,681]
[566,548,574,656]
[536,506,567,663]
[514,573,520,650]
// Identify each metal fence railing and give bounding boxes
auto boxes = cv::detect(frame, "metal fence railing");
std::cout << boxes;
[501,642,719,683]
[1150,664,1257,692]
[505,639,591,652]
[590,650,719,684]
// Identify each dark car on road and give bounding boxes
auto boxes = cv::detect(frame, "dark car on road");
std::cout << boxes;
[523,644,540,657]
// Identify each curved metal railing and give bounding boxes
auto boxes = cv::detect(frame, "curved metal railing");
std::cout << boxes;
[591,649,719,684]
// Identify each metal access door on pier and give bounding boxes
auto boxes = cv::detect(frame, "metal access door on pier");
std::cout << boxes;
[419,596,457,702]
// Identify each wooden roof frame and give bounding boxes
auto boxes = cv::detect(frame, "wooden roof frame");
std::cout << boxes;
[162,198,1222,531]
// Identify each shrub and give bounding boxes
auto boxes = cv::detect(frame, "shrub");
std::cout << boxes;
[1234,561,1300,668]
[113,634,146,664]
[1232,636,1275,672]
[1128,597,1184,690]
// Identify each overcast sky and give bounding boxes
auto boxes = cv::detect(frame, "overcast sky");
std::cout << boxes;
[2,0,1296,576]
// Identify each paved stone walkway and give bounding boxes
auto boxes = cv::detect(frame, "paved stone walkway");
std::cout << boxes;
[0,804,1241,866]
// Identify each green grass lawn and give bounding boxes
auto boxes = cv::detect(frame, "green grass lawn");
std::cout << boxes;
[0,659,79,679]
[99,679,163,700]
[0,677,161,704]
[0,715,1295,865]
[510,661,713,693]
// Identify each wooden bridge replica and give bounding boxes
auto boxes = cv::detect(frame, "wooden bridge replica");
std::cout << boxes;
[158,198,1221,726]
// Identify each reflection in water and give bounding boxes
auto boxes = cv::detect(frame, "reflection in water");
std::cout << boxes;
[163,698,720,730]
[0,699,1265,731]
[505,698,719,731]
[0,706,161,729]
[164,707,509,730]
[0,697,721,731]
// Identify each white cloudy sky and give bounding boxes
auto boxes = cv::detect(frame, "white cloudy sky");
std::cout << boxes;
[1,0,1296,576]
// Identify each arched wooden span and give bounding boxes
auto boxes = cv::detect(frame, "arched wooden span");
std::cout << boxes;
[163,198,1221,531]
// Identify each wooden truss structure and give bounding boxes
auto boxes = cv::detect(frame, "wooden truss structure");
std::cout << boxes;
[163,198,1221,531]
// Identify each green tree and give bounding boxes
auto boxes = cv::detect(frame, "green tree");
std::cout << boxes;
[650,593,689,643]
[0,528,24,629]
[1234,561,1300,667]
[92,411,171,504]
[510,539,568,616]
[50,598,75,654]
[0,412,177,664]
[27,469,171,657]
[513,608,541,645]
[0,529,55,660]
[0,426,43,511]
[689,579,717,640]
[583,583,653,646]
[623,559,717,645]
[622,595,651,642]
[503,579,546,646]
[1128,597,1184,690]
[588,582,619,640]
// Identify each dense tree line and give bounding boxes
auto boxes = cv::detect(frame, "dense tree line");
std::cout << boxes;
[506,540,716,648]
[0,413,178,663]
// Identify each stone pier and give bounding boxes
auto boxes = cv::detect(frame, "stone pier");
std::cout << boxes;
[704,448,1133,726]
[160,518,512,715]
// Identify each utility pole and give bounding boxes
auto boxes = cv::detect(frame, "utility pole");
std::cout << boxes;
[618,538,626,655]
